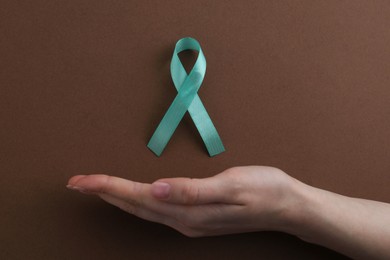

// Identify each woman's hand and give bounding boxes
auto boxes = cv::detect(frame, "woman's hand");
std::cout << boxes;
[67,166,301,237]
[67,166,390,259]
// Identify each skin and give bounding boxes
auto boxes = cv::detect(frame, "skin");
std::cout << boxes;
[67,166,390,259]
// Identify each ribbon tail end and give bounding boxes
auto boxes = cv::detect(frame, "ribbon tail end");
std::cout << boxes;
[147,143,163,157]
[208,146,225,157]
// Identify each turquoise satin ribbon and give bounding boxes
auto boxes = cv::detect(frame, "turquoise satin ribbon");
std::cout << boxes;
[147,37,225,156]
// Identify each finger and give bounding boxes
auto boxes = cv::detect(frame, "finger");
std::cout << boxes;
[67,174,241,230]
[98,193,234,237]
[151,176,235,205]
[67,174,190,220]
[68,175,86,183]
[67,175,87,190]
[68,174,172,219]
[99,193,204,237]
[98,193,166,223]
[67,174,149,206]
[67,175,242,237]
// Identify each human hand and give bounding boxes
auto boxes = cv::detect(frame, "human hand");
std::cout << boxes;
[67,166,390,259]
[67,166,302,237]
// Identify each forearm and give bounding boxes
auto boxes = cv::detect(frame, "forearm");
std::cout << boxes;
[285,180,390,259]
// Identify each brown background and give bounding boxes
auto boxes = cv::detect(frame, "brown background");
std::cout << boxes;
[1,1,389,259]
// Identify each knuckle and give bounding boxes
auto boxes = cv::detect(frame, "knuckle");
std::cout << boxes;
[221,166,242,176]
[132,182,144,197]
[126,184,143,208]
[181,179,200,204]
[125,197,141,208]
[218,169,246,202]
[101,175,114,194]
[121,204,136,215]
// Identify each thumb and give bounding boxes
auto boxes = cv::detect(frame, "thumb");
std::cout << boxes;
[151,176,231,205]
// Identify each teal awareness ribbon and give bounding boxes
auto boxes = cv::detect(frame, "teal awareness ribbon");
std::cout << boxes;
[147,37,225,157]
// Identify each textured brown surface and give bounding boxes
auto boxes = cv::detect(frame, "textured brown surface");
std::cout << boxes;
[1,1,389,259]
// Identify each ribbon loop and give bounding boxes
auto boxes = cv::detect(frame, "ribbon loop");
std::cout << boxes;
[147,37,225,157]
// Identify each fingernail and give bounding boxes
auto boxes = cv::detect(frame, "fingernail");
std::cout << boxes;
[66,185,87,193]
[152,182,171,199]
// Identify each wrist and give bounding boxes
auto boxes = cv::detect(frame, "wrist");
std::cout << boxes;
[278,178,340,244]
[275,177,323,238]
